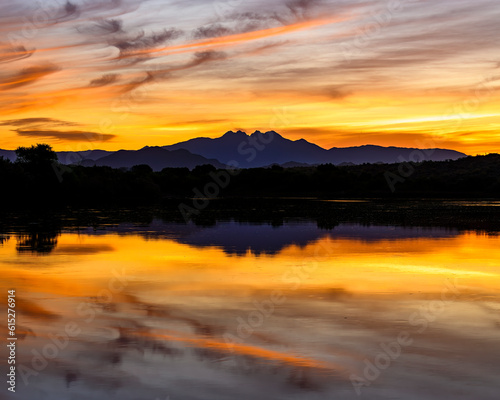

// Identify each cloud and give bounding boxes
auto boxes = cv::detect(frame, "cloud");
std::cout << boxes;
[119,72,157,93]
[122,16,345,59]
[193,24,232,39]
[0,118,79,127]
[59,1,80,21]
[116,51,227,93]
[333,0,500,78]
[78,18,124,36]
[221,0,326,29]
[123,51,228,89]
[0,45,35,64]
[322,86,351,100]
[113,28,184,57]
[283,0,324,21]
[15,129,115,142]
[53,0,130,24]
[89,73,120,87]
[0,64,59,91]
[180,51,227,69]
[246,41,290,55]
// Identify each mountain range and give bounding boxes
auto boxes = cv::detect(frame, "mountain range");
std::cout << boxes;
[0,130,466,170]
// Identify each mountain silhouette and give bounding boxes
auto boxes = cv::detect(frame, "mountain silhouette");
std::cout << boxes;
[0,149,16,162]
[163,130,466,167]
[84,146,227,171]
[0,130,466,169]
[164,130,328,167]
[57,150,113,164]
[0,149,113,164]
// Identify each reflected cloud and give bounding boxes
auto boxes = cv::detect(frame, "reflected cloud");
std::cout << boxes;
[54,244,115,255]
[16,298,60,320]
[142,330,337,371]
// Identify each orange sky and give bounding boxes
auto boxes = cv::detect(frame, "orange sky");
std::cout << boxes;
[0,0,499,154]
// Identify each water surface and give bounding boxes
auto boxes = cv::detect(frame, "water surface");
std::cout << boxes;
[1,213,499,399]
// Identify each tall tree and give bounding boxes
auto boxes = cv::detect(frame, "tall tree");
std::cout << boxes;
[15,144,58,166]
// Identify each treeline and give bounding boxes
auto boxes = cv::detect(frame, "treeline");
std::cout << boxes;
[1,144,500,208]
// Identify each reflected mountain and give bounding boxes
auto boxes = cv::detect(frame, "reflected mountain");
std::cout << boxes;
[75,220,460,255]
[4,219,460,256]
[2,198,499,255]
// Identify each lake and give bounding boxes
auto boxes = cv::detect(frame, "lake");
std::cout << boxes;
[1,201,499,399]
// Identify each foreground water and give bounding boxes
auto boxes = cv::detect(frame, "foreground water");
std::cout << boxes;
[1,208,499,399]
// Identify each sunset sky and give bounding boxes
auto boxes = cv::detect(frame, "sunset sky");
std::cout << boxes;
[0,0,499,154]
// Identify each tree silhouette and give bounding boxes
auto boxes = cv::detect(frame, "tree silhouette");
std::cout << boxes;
[13,144,60,205]
[15,143,57,167]
[1,146,500,208]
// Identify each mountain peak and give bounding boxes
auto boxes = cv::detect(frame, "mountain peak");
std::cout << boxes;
[248,130,283,139]
[223,130,247,138]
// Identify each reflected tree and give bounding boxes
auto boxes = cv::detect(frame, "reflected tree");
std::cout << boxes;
[0,234,10,246]
[16,231,59,254]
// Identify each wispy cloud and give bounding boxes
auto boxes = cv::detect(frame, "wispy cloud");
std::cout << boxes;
[0,64,59,91]
[89,73,120,87]
[2,117,115,142]
[112,28,184,58]
[159,50,228,73]
[0,117,79,127]
[121,15,349,58]
[77,18,124,36]
[0,45,35,64]
[15,129,115,142]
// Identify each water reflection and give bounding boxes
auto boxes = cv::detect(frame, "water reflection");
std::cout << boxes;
[16,232,58,254]
[0,234,9,245]
[0,215,499,399]
[4,218,464,256]
[74,221,462,255]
